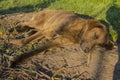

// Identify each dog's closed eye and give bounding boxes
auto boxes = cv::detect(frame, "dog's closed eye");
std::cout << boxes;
[93,33,99,39]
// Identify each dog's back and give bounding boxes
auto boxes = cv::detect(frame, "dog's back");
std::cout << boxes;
[25,10,78,30]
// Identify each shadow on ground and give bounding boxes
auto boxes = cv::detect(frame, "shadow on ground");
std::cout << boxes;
[0,0,58,14]
[106,5,120,80]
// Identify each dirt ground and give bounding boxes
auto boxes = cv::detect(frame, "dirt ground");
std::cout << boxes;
[0,12,120,80]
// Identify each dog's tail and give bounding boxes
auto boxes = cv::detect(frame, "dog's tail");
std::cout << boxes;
[10,40,59,68]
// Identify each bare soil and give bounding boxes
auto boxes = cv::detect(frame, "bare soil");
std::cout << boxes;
[0,12,119,80]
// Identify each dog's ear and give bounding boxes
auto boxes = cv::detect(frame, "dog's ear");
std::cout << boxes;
[87,20,105,30]
[87,20,103,30]
[80,20,104,38]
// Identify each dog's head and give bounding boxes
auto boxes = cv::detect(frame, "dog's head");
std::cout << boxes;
[80,20,114,53]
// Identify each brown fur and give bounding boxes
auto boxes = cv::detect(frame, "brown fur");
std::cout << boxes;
[9,10,114,67]
[9,9,114,67]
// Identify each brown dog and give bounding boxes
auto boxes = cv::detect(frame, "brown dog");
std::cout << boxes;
[10,9,113,52]
[9,9,114,67]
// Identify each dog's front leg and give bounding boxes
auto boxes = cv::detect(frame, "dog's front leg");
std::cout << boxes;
[87,52,92,66]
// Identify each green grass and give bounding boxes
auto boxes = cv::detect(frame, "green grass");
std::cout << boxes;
[50,0,111,18]
[0,0,120,41]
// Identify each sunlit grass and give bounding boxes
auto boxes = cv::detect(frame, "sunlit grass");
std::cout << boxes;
[49,0,111,18]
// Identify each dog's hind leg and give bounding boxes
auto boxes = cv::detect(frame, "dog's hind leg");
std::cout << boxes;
[8,21,36,33]
[10,30,43,46]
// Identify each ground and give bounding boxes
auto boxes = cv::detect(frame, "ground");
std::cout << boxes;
[0,12,119,80]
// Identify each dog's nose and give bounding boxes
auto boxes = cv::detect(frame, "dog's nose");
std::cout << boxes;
[83,47,89,53]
